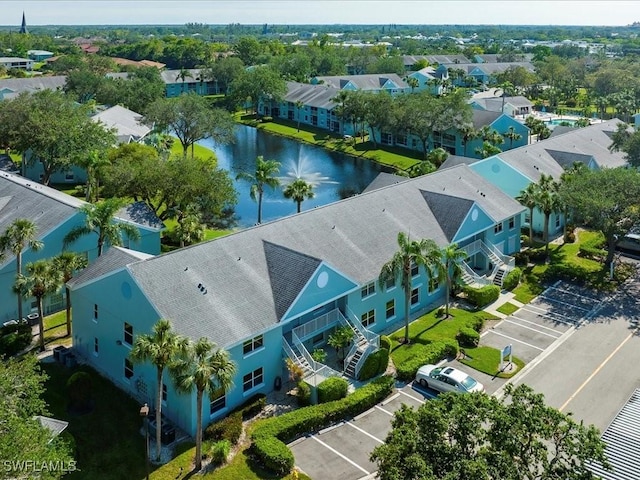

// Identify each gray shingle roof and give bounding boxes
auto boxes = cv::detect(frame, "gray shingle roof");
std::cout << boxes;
[284,82,341,110]
[77,164,523,348]
[472,110,501,129]
[362,172,409,193]
[314,74,408,91]
[495,119,627,181]
[548,125,577,138]
[442,62,535,74]
[34,415,68,438]
[91,105,151,142]
[421,191,474,242]
[474,96,533,112]
[66,246,152,289]
[0,76,66,95]
[439,155,479,170]
[544,149,592,169]
[264,241,322,319]
[160,69,203,84]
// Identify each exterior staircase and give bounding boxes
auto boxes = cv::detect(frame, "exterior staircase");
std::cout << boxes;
[460,239,515,288]
[344,336,368,378]
[493,267,508,287]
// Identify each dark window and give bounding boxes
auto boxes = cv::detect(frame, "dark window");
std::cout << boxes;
[124,359,134,379]
[494,223,503,234]
[508,217,515,229]
[94,337,99,354]
[411,288,419,306]
[386,300,395,319]
[429,278,440,293]
[243,335,264,355]
[124,322,133,346]
[210,389,226,414]
[162,383,167,403]
[385,277,395,290]
[411,262,419,277]
[93,304,98,320]
[243,368,264,392]
[361,310,375,327]
[361,282,375,298]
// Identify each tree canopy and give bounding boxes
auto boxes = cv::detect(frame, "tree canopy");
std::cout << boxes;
[371,384,608,480]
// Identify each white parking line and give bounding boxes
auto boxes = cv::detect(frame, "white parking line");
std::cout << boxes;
[520,306,577,327]
[311,435,370,475]
[398,389,428,403]
[508,315,565,334]
[486,329,545,351]
[537,294,590,311]
[375,405,394,416]
[346,421,384,444]
[547,286,600,304]
[502,319,561,338]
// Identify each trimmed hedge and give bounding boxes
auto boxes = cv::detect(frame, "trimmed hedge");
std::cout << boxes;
[0,322,32,357]
[238,393,267,420]
[456,327,480,348]
[317,377,348,404]
[204,411,242,445]
[502,267,522,291]
[251,376,394,475]
[542,263,591,284]
[471,315,486,333]
[357,348,390,381]
[296,380,311,406]
[394,341,458,382]
[252,436,294,476]
[464,284,500,308]
[379,335,392,351]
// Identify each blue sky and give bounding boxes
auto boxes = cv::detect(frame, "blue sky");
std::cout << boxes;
[2,1,637,26]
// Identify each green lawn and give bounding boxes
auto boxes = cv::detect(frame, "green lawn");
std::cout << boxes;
[237,115,422,172]
[496,302,519,316]
[388,308,498,366]
[169,138,216,160]
[459,346,525,379]
[43,310,70,346]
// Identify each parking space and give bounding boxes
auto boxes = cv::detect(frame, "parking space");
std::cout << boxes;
[289,384,432,480]
[481,281,602,365]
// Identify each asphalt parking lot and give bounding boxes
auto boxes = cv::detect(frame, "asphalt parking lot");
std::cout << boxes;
[289,384,433,480]
[290,281,609,480]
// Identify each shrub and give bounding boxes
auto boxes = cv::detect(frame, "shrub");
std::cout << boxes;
[239,393,266,420]
[204,411,242,445]
[564,231,576,243]
[463,284,500,308]
[394,341,458,382]
[357,348,389,381]
[542,263,591,284]
[471,315,486,333]
[66,371,93,413]
[514,250,530,266]
[317,377,348,404]
[311,348,327,363]
[209,440,231,466]
[436,306,446,317]
[261,116,273,122]
[296,380,311,407]
[456,327,480,347]
[252,436,294,475]
[528,248,547,262]
[0,322,32,357]
[502,267,522,291]
[520,234,529,246]
[379,335,392,351]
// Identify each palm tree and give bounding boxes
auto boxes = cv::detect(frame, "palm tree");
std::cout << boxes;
[130,319,188,462]
[283,178,314,214]
[294,100,304,132]
[406,76,419,93]
[504,126,522,149]
[536,175,561,258]
[76,150,111,203]
[52,252,88,336]
[177,68,190,94]
[516,183,539,246]
[378,232,437,344]
[171,338,236,471]
[174,205,205,248]
[14,259,62,351]
[236,156,281,224]
[426,148,449,168]
[459,124,479,157]
[0,219,43,321]
[429,244,468,318]
[63,198,141,256]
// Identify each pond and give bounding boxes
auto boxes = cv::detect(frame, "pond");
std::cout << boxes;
[198,125,390,227]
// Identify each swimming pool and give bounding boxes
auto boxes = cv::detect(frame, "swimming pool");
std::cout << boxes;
[545,118,578,126]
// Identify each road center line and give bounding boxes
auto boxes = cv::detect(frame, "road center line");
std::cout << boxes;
[486,329,545,351]
[311,435,370,475]
[346,421,384,444]
[559,330,638,412]
[503,318,560,338]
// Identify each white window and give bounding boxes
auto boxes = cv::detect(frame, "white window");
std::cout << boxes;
[494,222,503,234]
[124,358,134,380]
[243,335,264,355]
[210,389,226,415]
[361,282,375,299]
[411,261,419,277]
[123,322,133,346]
[361,310,375,327]
[411,288,419,306]
[385,300,395,320]
[243,368,264,392]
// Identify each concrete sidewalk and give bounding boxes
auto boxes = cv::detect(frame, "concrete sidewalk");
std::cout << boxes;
[483,291,524,319]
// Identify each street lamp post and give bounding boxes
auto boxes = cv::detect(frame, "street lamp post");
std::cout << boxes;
[139,403,150,480]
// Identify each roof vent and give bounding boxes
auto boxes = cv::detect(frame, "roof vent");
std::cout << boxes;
[184,267,188,271]
[332,225,336,229]
[237,257,241,261]
[197,283,207,294]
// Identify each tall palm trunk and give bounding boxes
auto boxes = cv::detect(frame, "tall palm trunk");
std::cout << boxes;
[296,201,302,213]
[528,207,534,246]
[65,286,72,336]
[195,389,204,470]
[37,297,45,351]
[445,263,452,318]
[155,368,163,462]
[403,265,411,343]
[257,191,263,224]
[544,213,550,257]
[17,254,23,321]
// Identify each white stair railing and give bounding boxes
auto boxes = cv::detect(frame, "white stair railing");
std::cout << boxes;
[344,307,380,349]
[461,261,491,286]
